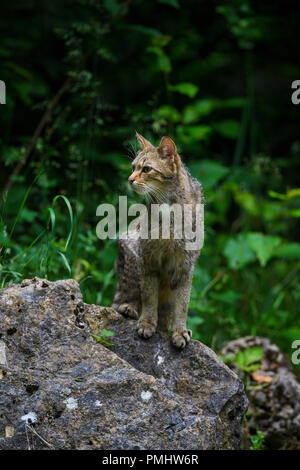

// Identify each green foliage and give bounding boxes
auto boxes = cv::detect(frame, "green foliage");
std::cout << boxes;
[247,233,281,267]
[91,329,115,347]
[232,346,263,373]
[158,0,180,8]
[219,346,263,377]
[168,82,199,98]
[223,234,256,270]
[249,430,266,450]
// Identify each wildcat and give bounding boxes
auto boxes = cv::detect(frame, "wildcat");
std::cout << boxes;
[112,133,204,349]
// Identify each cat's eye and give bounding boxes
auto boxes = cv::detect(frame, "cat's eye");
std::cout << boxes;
[142,166,151,173]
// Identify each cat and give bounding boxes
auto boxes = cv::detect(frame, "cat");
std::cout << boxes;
[112,133,204,349]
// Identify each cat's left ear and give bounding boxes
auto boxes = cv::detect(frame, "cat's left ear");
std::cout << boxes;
[136,132,154,150]
[158,136,181,172]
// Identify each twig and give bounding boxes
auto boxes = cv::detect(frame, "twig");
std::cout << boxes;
[26,424,55,449]
[24,423,31,450]
[1,0,132,203]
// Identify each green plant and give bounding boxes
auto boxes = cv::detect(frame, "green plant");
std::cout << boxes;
[232,346,263,373]
[249,430,266,450]
[91,329,115,347]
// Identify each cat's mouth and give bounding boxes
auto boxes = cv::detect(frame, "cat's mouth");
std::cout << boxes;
[131,181,150,195]
[131,181,168,203]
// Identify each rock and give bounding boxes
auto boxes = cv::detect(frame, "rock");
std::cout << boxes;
[0,278,247,450]
[221,336,300,450]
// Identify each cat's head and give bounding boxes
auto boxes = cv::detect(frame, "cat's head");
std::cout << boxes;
[129,133,181,199]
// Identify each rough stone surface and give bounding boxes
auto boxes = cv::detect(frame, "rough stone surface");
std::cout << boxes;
[221,336,300,450]
[0,278,247,450]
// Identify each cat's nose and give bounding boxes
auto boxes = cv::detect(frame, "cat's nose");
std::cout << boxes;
[128,176,135,185]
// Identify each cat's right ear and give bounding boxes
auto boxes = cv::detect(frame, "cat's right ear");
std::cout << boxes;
[136,132,153,150]
[157,136,181,172]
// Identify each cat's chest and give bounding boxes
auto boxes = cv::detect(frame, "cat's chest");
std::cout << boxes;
[141,238,185,272]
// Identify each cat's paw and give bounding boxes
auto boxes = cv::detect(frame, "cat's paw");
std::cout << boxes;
[137,319,156,339]
[117,303,139,320]
[172,329,192,349]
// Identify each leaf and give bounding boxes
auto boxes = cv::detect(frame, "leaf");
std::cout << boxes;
[152,34,172,48]
[223,234,256,270]
[182,98,245,125]
[243,346,264,366]
[234,190,259,216]
[268,190,288,200]
[176,124,211,143]
[281,327,300,342]
[287,188,300,199]
[91,334,103,342]
[58,251,72,276]
[51,195,74,251]
[251,371,273,384]
[100,329,115,337]
[274,243,300,259]
[234,350,247,369]
[261,200,286,221]
[91,333,114,347]
[220,97,246,108]
[189,160,229,189]
[20,208,37,223]
[244,364,261,373]
[233,346,263,371]
[249,430,265,450]
[183,99,215,124]
[214,120,240,139]
[169,82,198,98]
[154,105,181,122]
[268,188,300,200]
[103,0,122,14]
[9,172,41,240]
[218,353,236,364]
[147,46,171,72]
[187,315,204,326]
[289,209,300,217]
[210,289,241,304]
[128,25,162,37]
[158,0,180,8]
[247,232,282,267]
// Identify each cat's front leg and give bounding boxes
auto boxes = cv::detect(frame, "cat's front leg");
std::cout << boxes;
[170,274,193,349]
[112,238,140,320]
[137,274,159,339]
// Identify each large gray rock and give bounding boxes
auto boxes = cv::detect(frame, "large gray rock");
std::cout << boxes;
[221,336,300,450]
[0,278,247,450]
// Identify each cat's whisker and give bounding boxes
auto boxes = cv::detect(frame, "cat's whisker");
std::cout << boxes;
[127,142,138,160]
[122,153,134,161]
[148,184,169,204]
[124,142,137,161]
[143,184,161,203]
[126,183,169,210]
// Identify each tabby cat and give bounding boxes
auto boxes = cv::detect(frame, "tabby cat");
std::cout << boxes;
[112,133,204,349]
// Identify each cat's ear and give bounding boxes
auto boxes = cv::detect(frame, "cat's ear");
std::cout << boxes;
[136,132,153,150]
[158,136,181,172]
